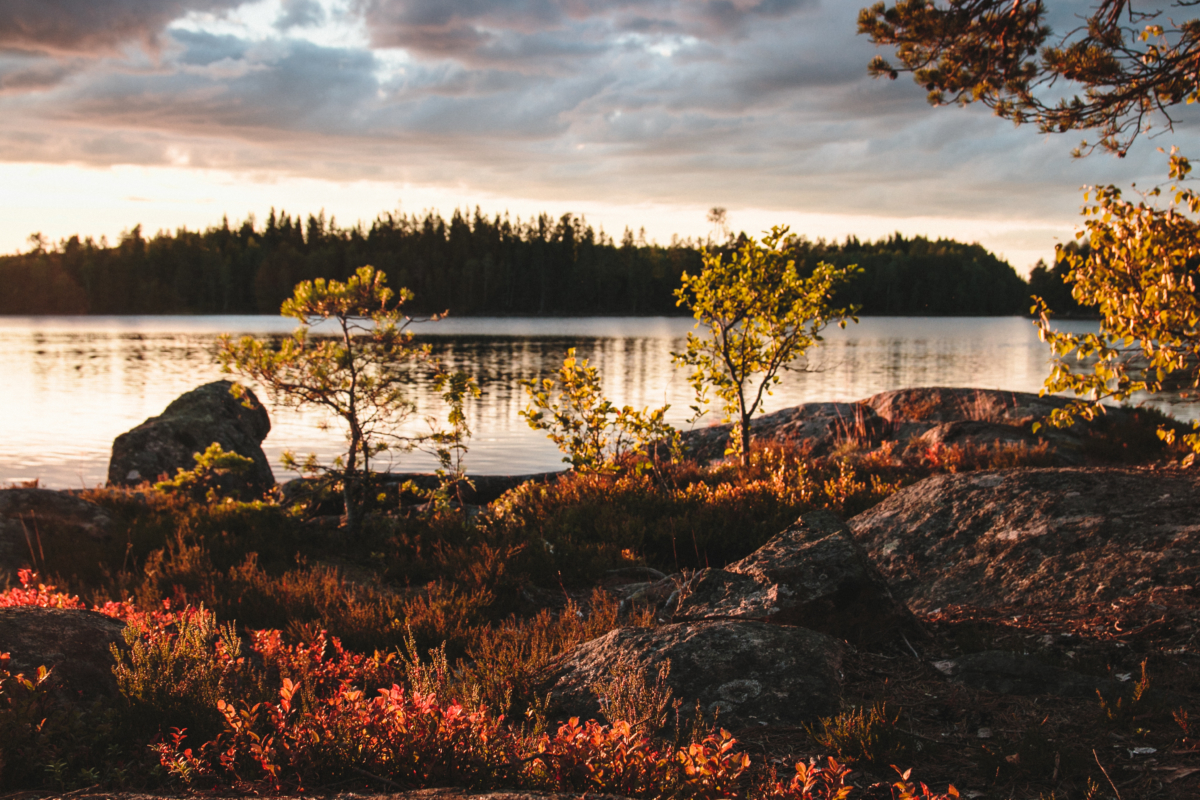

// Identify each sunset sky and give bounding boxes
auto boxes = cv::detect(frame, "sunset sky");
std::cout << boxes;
[2,0,1194,273]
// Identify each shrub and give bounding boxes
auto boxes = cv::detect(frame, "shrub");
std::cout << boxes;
[112,606,247,743]
[220,265,441,532]
[0,568,85,608]
[673,226,859,466]
[805,703,909,769]
[521,347,678,472]
[482,442,901,578]
[153,442,256,502]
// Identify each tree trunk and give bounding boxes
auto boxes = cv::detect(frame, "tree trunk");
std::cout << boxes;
[343,429,360,534]
[739,415,751,469]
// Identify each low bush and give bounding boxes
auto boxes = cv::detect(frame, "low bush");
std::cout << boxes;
[806,703,909,769]
[0,574,960,798]
[483,442,902,577]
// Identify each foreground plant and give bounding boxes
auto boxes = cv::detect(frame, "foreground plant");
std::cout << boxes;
[522,347,678,472]
[153,442,255,502]
[674,227,860,467]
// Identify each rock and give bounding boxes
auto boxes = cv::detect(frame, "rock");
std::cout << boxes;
[673,510,913,644]
[0,488,113,584]
[862,387,1077,426]
[849,467,1200,612]
[614,574,682,620]
[914,420,1045,449]
[0,607,125,697]
[544,621,843,730]
[932,651,1113,698]
[107,380,274,494]
[681,402,889,461]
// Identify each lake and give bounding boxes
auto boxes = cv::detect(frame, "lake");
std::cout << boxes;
[1,314,1175,489]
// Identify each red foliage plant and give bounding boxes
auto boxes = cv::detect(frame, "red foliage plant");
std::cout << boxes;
[0,570,957,800]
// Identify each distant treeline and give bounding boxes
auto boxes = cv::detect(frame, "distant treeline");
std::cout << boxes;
[0,208,1072,316]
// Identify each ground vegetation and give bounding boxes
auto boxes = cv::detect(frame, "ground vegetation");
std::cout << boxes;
[3,408,1193,797]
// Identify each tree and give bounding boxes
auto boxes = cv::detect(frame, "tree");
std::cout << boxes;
[861,0,1200,461]
[219,265,436,531]
[859,0,1200,156]
[672,227,861,467]
[1034,151,1200,460]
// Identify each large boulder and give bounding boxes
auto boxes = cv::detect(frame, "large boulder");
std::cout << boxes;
[681,402,889,461]
[848,467,1200,612]
[0,488,113,584]
[862,387,1076,426]
[107,380,274,493]
[673,510,913,644]
[543,621,843,730]
[0,607,125,698]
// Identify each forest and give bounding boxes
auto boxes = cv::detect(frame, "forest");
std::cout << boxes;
[0,207,1047,316]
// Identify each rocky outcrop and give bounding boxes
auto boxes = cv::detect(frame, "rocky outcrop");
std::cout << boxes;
[672,510,913,644]
[680,387,1182,466]
[543,621,843,730]
[862,387,1075,426]
[0,607,125,697]
[107,380,274,494]
[0,488,113,584]
[682,402,889,461]
[912,420,1047,451]
[848,467,1200,612]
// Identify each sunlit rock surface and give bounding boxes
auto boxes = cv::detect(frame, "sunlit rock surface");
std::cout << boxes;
[849,467,1200,612]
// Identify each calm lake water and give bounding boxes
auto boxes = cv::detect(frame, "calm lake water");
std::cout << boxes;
[2,314,1173,489]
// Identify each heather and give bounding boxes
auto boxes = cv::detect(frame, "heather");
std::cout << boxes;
[2,407,1194,798]
[1,569,956,800]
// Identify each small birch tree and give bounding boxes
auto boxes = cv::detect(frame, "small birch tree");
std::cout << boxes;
[1035,151,1200,463]
[672,226,860,467]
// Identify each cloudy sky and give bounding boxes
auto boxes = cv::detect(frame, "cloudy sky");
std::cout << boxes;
[0,0,1194,272]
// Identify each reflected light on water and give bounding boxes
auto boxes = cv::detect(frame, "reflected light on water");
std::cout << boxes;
[1,314,1171,489]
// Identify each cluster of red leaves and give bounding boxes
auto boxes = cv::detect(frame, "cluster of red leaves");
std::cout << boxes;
[1,571,957,800]
[0,568,85,609]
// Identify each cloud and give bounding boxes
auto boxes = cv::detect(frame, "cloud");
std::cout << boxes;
[0,51,78,93]
[275,0,326,30]
[0,0,1187,267]
[0,0,245,56]
[352,0,818,65]
[54,34,382,137]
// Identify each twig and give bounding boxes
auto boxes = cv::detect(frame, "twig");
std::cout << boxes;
[901,727,942,744]
[20,516,38,572]
[900,632,921,659]
[350,766,405,790]
[507,751,569,767]
[1093,748,1123,800]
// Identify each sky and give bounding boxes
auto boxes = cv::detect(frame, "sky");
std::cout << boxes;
[1,0,1196,274]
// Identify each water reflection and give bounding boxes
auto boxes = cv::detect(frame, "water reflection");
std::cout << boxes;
[1,314,1183,489]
